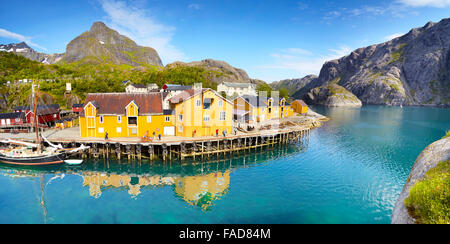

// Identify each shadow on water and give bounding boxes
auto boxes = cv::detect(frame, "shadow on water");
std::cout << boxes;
[0,140,309,214]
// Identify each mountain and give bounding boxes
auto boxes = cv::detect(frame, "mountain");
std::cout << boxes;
[303,84,362,107]
[166,59,264,85]
[270,75,318,95]
[62,22,163,67]
[0,42,64,64]
[293,18,450,106]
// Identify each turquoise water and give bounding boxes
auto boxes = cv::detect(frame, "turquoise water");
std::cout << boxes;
[0,105,449,224]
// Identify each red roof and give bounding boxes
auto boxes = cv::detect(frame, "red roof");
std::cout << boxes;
[81,93,163,116]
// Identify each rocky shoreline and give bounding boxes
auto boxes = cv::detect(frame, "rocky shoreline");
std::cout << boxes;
[391,136,450,224]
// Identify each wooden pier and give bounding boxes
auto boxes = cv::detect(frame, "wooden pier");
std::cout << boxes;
[36,127,312,163]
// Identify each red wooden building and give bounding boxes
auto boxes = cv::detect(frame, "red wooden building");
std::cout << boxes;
[14,105,60,126]
[0,112,26,127]
[72,104,84,113]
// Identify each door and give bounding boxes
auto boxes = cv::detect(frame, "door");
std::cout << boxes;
[87,117,95,137]
[164,126,175,136]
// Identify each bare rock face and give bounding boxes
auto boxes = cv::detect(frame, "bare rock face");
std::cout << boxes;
[294,18,450,106]
[0,42,64,64]
[303,84,362,107]
[271,75,318,95]
[63,22,163,67]
[391,137,450,224]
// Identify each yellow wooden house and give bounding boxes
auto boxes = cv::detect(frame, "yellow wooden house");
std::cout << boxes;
[169,88,233,137]
[291,100,308,114]
[279,98,295,118]
[233,95,268,123]
[233,95,294,123]
[80,93,174,138]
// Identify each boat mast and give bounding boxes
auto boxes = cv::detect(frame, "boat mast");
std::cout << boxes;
[32,80,40,151]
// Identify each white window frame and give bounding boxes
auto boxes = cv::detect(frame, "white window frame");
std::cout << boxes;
[99,116,104,123]
[220,111,226,121]
[98,127,104,133]
[178,126,183,132]
[219,100,223,107]
[196,99,201,107]
[165,116,171,122]
[116,127,122,133]
[179,115,183,122]
[147,116,151,123]
[203,115,210,122]
[117,115,121,123]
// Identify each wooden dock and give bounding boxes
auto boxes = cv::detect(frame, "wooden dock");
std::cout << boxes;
[32,127,313,162]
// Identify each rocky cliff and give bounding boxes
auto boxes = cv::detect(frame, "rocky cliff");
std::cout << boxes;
[294,18,450,106]
[63,22,163,67]
[392,137,450,224]
[304,84,362,107]
[271,75,318,95]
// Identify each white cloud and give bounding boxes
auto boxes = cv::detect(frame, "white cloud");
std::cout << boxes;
[397,0,450,7]
[384,33,404,40]
[255,46,353,80]
[0,28,47,51]
[188,3,201,10]
[99,0,187,64]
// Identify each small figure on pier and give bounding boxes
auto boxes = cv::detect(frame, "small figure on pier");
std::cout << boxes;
[216,129,219,137]
[105,132,109,141]
[193,129,197,137]
[153,131,156,140]
[234,127,237,135]
[222,130,226,137]
[158,133,161,140]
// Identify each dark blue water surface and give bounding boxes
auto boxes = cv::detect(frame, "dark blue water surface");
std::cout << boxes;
[0,105,449,224]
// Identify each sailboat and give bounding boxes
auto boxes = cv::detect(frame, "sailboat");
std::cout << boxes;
[0,81,66,166]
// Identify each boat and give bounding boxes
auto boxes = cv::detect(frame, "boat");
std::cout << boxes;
[0,81,66,166]
[64,159,83,165]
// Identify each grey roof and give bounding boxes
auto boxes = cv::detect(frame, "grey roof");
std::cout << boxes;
[0,112,25,119]
[240,95,268,107]
[165,85,192,91]
[221,82,256,88]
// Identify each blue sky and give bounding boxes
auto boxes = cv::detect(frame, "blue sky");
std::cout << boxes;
[1,0,449,81]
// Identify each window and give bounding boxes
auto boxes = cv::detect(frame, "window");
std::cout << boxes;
[116,127,121,133]
[219,100,223,107]
[147,116,151,123]
[220,111,226,121]
[98,127,104,133]
[128,117,137,126]
[117,115,121,123]
[196,99,201,107]
[131,128,137,135]
[179,115,183,122]
[53,114,57,118]
[203,102,211,110]
[203,116,210,122]
[178,126,183,132]
[165,116,171,122]
[99,116,104,123]
[6,119,10,125]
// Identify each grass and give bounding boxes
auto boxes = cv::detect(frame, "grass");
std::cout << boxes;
[404,160,450,224]
[388,43,406,65]
[443,130,450,139]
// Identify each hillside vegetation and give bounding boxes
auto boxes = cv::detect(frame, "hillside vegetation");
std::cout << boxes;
[0,51,230,111]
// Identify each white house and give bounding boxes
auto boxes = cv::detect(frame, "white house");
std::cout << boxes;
[217,82,257,98]
[125,84,148,93]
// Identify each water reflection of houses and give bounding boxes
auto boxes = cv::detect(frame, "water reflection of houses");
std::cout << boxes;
[82,173,176,198]
[81,170,230,210]
[174,171,230,211]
